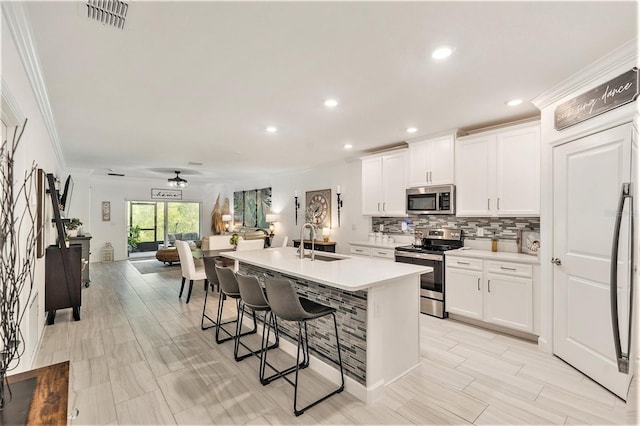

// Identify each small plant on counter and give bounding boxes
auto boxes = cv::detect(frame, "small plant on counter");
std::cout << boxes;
[66,218,82,230]
[229,233,239,247]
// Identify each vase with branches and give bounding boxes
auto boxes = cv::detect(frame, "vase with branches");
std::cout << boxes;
[0,118,39,410]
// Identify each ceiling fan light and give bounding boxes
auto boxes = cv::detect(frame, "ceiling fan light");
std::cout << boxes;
[167,171,188,187]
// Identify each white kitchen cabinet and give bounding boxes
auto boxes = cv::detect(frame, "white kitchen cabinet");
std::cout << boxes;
[408,134,455,187]
[455,122,540,217]
[484,272,533,333]
[446,253,536,334]
[446,267,483,320]
[361,150,407,216]
[349,243,396,261]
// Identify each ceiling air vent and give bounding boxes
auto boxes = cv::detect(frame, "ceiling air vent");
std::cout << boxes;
[86,0,129,29]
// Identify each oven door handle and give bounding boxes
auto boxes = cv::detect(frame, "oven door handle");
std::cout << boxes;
[395,252,443,262]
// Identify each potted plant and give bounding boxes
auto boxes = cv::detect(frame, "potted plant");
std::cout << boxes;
[229,233,239,248]
[128,225,141,253]
[65,218,82,237]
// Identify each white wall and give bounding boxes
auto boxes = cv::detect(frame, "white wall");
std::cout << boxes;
[2,16,63,372]
[80,175,231,261]
[82,157,371,261]
[231,158,371,255]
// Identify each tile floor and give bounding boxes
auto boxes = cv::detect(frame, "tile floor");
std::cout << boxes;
[33,260,638,425]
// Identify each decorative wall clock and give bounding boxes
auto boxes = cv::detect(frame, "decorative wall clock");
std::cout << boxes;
[305,189,331,229]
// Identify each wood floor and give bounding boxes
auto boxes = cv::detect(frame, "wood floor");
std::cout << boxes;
[33,260,638,425]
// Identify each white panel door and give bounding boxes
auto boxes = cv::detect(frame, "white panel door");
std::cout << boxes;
[429,134,455,186]
[495,125,540,216]
[553,123,634,400]
[381,151,407,216]
[455,135,494,216]
[362,156,383,215]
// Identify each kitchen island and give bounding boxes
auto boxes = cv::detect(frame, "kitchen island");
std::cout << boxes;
[222,247,431,403]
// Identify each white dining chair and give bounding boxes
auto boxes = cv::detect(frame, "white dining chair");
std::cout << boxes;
[270,235,288,248]
[175,240,208,303]
[233,238,265,271]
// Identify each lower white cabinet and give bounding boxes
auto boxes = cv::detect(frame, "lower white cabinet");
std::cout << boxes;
[350,244,395,261]
[446,255,536,334]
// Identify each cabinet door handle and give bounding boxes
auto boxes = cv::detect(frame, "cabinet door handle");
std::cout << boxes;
[355,249,364,253]
[429,171,432,182]
[487,279,491,292]
[488,198,491,210]
[383,202,386,211]
[456,261,470,265]
[477,277,480,291]
[377,202,380,212]
[377,251,387,255]
[497,197,500,210]
[500,266,517,271]
[426,172,429,182]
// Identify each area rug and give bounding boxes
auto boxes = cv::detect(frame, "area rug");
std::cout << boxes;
[130,258,180,275]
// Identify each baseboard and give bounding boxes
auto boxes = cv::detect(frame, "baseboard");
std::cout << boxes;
[448,314,539,342]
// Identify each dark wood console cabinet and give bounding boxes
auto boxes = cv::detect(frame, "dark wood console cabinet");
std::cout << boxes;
[69,234,91,287]
[292,239,336,253]
[45,245,82,323]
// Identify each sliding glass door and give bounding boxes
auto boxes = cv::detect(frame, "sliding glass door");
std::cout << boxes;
[127,201,201,254]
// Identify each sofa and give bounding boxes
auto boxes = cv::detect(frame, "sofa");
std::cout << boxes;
[167,232,200,245]
[201,228,268,251]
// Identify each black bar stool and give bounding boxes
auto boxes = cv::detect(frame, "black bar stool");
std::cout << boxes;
[235,273,288,373]
[214,265,257,349]
[200,256,224,330]
[264,277,345,417]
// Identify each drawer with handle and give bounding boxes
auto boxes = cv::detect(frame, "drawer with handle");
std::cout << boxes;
[371,248,395,260]
[486,260,532,278]
[446,256,483,271]
[350,246,372,257]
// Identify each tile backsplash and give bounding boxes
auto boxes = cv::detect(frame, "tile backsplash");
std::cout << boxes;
[372,215,540,242]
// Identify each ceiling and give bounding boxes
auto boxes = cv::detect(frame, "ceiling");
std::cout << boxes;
[22,1,638,183]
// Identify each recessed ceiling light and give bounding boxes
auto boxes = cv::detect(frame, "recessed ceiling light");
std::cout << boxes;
[406,127,418,134]
[266,126,278,133]
[324,99,338,108]
[432,46,453,60]
[343,144,353,150]
[506,99,523,107]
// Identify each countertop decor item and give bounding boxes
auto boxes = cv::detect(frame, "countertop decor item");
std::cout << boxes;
[518,229,541,256]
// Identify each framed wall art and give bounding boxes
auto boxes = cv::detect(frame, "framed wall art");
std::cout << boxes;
[518,229,541,256]
[101,201,111,221]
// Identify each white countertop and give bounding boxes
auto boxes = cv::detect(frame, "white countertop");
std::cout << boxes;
[222,247,431,291]
[446,248,540,264]
[349,241,406,249]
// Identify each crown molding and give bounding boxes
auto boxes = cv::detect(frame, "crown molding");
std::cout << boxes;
[0,79,25,126]
[2,2,66,171]
[532,38,639,109]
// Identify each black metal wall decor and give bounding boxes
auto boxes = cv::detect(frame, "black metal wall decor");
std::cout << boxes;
[554,68,639,130]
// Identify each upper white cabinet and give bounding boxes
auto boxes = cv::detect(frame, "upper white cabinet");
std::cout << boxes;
[361,150,407,216]
[408,134,455,187]
[455,122,540,217]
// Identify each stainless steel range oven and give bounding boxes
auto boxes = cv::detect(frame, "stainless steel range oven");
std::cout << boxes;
[395,228,463,318]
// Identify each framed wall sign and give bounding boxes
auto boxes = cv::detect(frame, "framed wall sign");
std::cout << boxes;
[151,188,182,200]
[101,201,111,221]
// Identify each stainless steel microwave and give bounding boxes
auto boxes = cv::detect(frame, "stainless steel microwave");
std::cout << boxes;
[406,185,455,215]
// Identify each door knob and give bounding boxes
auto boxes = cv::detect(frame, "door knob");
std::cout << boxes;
[551,257,562,265]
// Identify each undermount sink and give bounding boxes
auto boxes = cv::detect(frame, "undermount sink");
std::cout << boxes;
[301,254,345,262]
